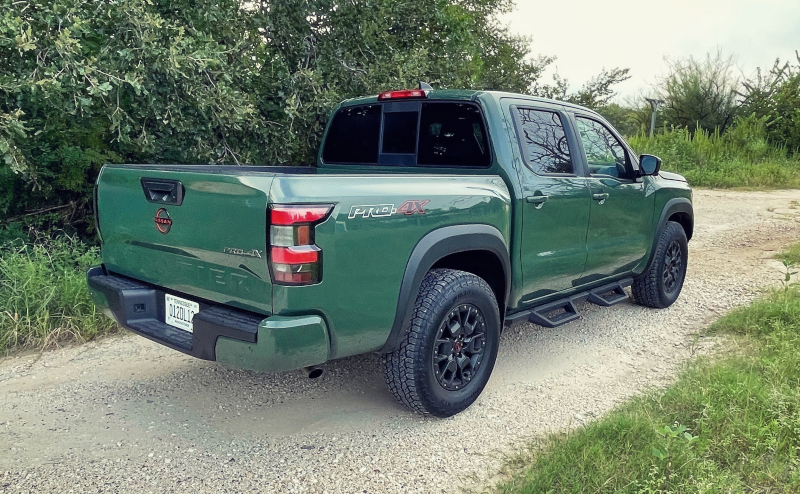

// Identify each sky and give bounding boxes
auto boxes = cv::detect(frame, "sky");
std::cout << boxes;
[499,0,800,103]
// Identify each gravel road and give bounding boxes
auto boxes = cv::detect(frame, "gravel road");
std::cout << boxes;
[2,189,800,494]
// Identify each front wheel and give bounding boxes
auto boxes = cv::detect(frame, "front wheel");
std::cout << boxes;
[632,221,688,308]
[383,269,500,417]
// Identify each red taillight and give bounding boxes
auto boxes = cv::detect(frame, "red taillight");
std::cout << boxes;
[377,89,427,101]
[271,246,320,264]
[271,205,332,226]
[268,204,333,286]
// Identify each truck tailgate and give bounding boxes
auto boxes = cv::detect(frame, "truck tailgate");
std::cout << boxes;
[96,165,286,314]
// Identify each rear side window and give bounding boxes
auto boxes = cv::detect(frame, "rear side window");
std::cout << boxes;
[322,105,381,164]
[322,102,490,167]
[514,108,574,175]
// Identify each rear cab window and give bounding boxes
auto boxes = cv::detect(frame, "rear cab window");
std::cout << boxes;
[321,101,491,168]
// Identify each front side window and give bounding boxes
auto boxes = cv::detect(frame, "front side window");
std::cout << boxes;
[575,117,630,179]
[515,108,574,175]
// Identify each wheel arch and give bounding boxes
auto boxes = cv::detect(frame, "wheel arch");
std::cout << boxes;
[380,225,511,354]
[640,197,693,275]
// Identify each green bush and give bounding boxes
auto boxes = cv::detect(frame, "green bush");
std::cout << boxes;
[0,234,115,352]
[1,0,557,237]
[740,54,800,155]
[628,115,800,188]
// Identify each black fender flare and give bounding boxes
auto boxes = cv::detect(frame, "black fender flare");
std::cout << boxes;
[380,224,511,353]
[640,197,693,275]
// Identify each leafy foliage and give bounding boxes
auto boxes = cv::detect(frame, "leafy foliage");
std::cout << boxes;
[627,115,800,188]
[0,0,560,236]
[597,102,645,137]
[739,52,800,154]
[566,67,631,110]
[657,51,740,135]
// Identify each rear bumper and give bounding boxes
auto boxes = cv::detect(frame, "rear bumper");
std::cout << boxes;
[87,266,329,372]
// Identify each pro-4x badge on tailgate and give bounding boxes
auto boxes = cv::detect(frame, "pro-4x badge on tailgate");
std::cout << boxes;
[223,247,263,259]
[349,200,429,219]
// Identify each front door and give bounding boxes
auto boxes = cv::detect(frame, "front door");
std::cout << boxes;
[572,115,655,281]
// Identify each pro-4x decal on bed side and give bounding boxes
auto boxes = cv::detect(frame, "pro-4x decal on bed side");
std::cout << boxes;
[397,200,429,215]
[348,200,430,219]
[348,204,396,219]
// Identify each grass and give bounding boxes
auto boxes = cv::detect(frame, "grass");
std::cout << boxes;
[493,245,800,494]
[778,241,800,266]
[628,115,800,189]
[0,234,116,353]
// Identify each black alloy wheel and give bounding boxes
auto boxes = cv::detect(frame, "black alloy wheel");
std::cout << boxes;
[432,304,486,391]
[662,240,683,294]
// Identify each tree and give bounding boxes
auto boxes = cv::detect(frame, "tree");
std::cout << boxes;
[0,0,556,235]
[739,52,800,153]
[657,51,740,134]
[566,67,631,110]
[596,103,645,137]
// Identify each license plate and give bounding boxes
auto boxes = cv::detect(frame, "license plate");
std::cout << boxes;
[165,294,199,333]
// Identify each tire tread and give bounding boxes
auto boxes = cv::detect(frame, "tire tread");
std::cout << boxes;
[383,269,498,416]
[631,221,687,308]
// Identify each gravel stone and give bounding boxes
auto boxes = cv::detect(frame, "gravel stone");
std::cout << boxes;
[1,189,799,493]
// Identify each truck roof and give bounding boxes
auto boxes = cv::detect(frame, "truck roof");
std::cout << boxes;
[339,89,600,115]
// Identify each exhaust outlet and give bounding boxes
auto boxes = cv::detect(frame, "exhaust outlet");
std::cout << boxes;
[302,365,324,379]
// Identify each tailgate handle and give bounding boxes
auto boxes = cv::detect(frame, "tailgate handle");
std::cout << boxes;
[141,178,184,206]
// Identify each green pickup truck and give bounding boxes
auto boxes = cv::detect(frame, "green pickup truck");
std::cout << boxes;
[88,87,693,417]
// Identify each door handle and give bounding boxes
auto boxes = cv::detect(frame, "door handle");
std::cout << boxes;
[525,194,548,205]
[592,192,609,202]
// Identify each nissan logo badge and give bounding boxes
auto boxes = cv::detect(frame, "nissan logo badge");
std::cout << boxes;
[155,208,172,234]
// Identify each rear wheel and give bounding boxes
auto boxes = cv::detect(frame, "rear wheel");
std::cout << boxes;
[383,269,500,417]
[632,221,688,308]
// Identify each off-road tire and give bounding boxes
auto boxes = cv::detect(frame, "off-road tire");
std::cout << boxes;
[632,221,688,308]
[383,269,500,417]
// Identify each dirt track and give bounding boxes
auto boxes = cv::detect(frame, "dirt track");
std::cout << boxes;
[1,189,799,493]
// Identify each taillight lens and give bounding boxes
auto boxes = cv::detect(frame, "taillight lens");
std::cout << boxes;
[268,205,333,285]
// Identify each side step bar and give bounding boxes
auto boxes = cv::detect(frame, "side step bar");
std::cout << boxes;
[505,278,633,329]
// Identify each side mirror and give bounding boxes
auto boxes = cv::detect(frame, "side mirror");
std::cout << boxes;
[639,154,662,176]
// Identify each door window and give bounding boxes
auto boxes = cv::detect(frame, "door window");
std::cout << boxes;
[575,117,631,179]
[514,108,574,175]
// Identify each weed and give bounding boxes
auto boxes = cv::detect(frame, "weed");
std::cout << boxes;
[650,423,699,491]
[0,235,116,353]
[781,260,798,290]
[778,242,800,266]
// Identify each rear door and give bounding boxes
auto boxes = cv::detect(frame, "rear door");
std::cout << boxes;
[507,103,592,302]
